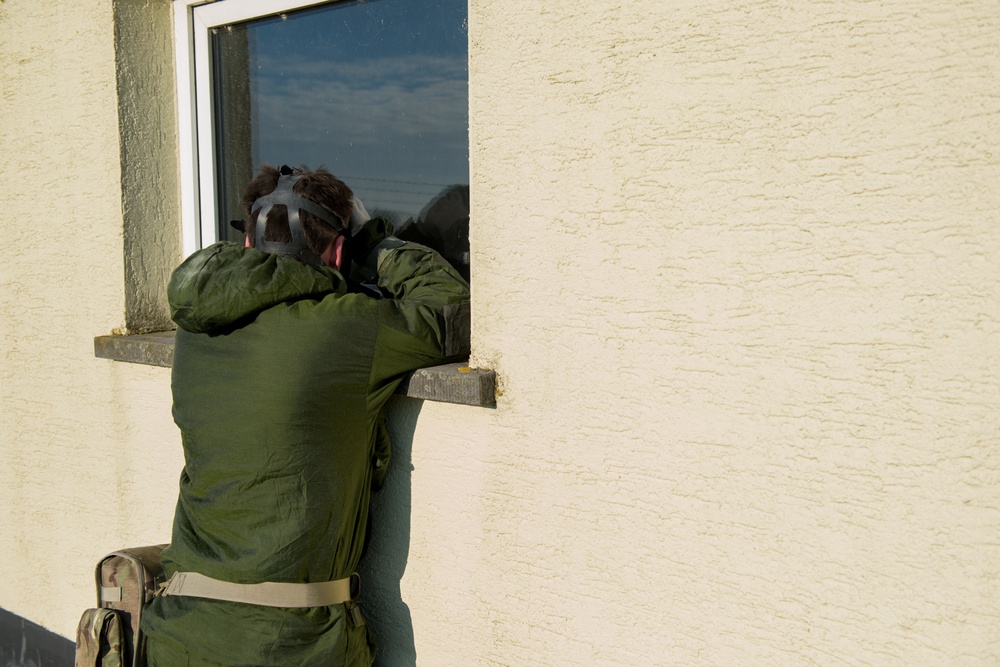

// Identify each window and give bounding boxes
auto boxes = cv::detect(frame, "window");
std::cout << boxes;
[97,0,491,406]
[174,0,470,279]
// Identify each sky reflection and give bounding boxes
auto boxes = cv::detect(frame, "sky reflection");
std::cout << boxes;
[214,0,469,229]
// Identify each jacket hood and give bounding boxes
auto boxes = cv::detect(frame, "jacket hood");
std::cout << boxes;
[168,242,348,334]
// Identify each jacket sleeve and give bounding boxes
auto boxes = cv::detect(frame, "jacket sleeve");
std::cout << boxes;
[368,240,471,390]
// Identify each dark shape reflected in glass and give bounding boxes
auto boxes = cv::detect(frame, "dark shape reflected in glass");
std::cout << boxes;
[211,0,470,281]
[395,184,470,282]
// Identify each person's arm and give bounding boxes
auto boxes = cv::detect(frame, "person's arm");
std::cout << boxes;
[367,236,471,389]
[360,225,471,496]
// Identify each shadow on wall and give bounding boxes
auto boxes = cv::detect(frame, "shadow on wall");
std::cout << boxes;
[0,396,425,667]
[0,607,74,667]
[357,396,422,667]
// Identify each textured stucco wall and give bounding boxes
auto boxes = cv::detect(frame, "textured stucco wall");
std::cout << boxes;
[0,0,997,665]
[0,0,182,640]
[115,0,182,332]
[453,1,999,665]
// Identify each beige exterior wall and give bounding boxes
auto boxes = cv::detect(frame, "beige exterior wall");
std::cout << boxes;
[0,0,183,640]
[0,0,997,665]
[463,1,1000,664]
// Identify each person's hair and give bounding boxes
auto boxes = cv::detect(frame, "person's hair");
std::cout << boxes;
[241,165,354,255]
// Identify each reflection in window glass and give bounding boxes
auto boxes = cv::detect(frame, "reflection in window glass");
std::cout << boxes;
[212,0,470,279]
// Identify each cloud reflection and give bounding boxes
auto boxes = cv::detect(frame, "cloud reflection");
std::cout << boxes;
[251,53,469,215]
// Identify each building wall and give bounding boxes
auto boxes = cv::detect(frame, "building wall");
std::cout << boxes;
[0,0,183,643]
[0,1,997,666]
[461,1,999,664]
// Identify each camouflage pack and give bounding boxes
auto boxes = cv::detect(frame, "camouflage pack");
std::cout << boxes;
[74,545,167,667]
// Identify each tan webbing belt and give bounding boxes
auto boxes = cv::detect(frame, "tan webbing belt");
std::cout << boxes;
[158,571,354,608]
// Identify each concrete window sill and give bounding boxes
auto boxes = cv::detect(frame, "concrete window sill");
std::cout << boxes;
[94,332,496,408]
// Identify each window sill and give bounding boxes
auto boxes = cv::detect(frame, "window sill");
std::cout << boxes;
[94,332,496,408]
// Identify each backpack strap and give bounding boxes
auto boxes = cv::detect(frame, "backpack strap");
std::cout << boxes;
[158,571,356,608]
[356,237,406,283]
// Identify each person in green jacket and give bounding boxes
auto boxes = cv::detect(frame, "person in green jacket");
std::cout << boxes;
[141,165,471,666]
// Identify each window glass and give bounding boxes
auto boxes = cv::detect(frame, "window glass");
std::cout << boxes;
[211,0,470,279]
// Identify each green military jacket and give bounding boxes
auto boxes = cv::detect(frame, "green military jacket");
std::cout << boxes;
[141,225,470,666]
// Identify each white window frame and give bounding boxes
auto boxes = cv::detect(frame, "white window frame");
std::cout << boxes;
[173,0,334,257]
